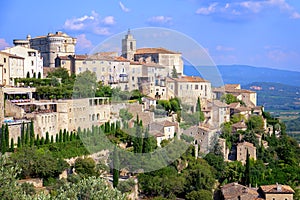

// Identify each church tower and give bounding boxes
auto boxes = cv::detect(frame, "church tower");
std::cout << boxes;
[122,29,136,61]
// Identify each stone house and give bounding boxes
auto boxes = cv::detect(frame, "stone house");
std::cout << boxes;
[220,182,294,200]
[2,45,43,79]
[149,120,177,147]
[236,141,257,164]
[182,125,218,154]
[0,52,24,86]
[258,184,295,200]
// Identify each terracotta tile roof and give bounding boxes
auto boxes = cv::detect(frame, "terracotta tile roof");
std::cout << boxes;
[232,122,247,129]
[213,100,229,108]
[260,185,295,194]
[135,47,180,54]
[229,102,240,109]
[221,182,259,199]
[225,84,241,90]
[167,76,208,83]
[235,106,252,112]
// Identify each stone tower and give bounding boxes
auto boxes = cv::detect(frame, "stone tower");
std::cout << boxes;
[122,29,136,61]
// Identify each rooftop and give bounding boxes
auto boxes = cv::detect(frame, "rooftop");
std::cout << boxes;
[167,76,208,83]
[135,47,180,54]
[260,184,295,194]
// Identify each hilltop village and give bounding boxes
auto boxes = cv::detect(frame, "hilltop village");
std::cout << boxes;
[0,31,299,199]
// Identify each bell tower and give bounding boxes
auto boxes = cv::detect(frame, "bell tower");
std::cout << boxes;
[122,29,136,61]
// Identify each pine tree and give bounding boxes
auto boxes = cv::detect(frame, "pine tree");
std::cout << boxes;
[112,146,119,188]
[63,129,67,142]
[40,137,45,145]
[36,134,40,146]
[55,134,59,143]
[51,135,54,143]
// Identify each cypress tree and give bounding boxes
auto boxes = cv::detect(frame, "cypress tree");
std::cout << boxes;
[142,128,152,153]
[244,149,251,186]
[59,129,63,143]
[196,97,205,122]
[10,138,14,152]
[112,146,119,188]
[40,137,45,145]
[55,134,59,143]
[63,129,67,142]
[133,115,143,153]
[25,124,29,146]
[17,137,21,148]
[51,135,54,144]
[45,132,50,144]
[30,120,34,147]
[21,122,25,146]
[36,134,40,146]
[66,131,69,141]
[5,124,9,148]
[1,124,6,154]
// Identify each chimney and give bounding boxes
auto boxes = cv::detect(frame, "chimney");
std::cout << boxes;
[276,183,282,192]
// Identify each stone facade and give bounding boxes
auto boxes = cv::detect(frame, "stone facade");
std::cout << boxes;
[29,31,76,67]
[149,120,177,147]
[2,46,43,79]
[236,141,256,164]
[0,52,24,86]
[0,89,3,125]
[122,30,136,61]
[182,125,218,154]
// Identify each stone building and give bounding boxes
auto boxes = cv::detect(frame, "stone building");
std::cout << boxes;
[0,52,24,86]
[149,120,177,147]
[0,89,4,125]
[15,32,77,67]
[213,84,257,108]
[121,30,184,75]
[166,75,212,109]
[220,182,295,200]
[236,141,256,164]
[121,29,136,61]
[258,184,295,200]
[182,125,218,154]
[2,46,43,80]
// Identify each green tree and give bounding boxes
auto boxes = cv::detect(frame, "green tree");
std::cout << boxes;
[37,72,41,79]
[246,115,264,133]
[243,149,250,186]
[143,128,156,153]
[45,132,50,144]
[221,93,238,104]
[186,190,212,200]
[73,70,97,98]
[133,115,143,153]
[113,147,120,188]
[5,123,9,149]
[196,97,205,122]
[75,157,98,177]
[171,65,178,78]
[10,138,14,152]
[26,71,30,78]
[1,124,6,154]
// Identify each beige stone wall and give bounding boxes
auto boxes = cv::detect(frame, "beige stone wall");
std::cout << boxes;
[5,100,25,119]
[0,89,4,125]
[236,142,256,164]
[265,193,293,200]
[0,53,10,86]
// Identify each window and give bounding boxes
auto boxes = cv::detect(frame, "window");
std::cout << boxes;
[195,85,198,90]
[4,58,6,63]
[4,69,6,73]
[31,61,34,66]
[132,76,134,81]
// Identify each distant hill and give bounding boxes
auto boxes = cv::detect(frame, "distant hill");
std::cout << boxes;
[184,65,300,87]
[242,82,300,112]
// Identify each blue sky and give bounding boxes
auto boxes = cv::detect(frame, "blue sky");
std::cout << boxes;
[1,0,300,71]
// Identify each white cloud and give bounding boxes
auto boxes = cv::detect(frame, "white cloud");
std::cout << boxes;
[102,16,115,25]
[196,0,300,20]
[196,2,218,15]
[0,38,10,50]
[147,16,172,25]
[119,1,130,12]
[63,11,115,35]
[216,45,235,51]
[76,34,93,50]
